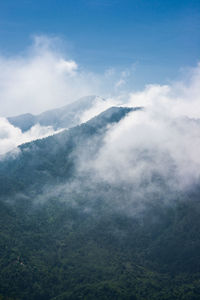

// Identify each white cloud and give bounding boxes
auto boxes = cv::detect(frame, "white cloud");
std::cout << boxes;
[0,35,139,118]
[0,36,102,117]
[79,96,121,123]
[0,118,61,156]
[115,79,125,88]
[1,34,200,199]
[83,62,200,194]
[56,59,78,74]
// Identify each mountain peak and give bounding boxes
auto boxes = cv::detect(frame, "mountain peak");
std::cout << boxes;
[7,95,106,132]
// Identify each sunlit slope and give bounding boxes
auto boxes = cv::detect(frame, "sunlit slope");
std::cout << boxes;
[7,96,103,131]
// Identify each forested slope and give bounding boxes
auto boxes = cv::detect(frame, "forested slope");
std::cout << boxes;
[0,106,200,299]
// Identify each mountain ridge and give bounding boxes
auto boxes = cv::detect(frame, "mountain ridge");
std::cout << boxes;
[1,104,200,300]
[0,106,138,197]
[7,95,105,131]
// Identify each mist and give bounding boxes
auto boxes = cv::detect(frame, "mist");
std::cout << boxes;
[0,36,98,117]
[0,117,62,156]
[0,35,130,118]
[1,35,200,211]
[76,63,200,207]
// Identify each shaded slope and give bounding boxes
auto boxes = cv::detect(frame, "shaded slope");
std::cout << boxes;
[0,106,136,196]
[1,105,200,300]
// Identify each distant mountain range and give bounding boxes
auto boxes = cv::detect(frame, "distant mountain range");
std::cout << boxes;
[7,95,106,131]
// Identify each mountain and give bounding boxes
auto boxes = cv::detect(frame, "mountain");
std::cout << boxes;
[0,105,200,300]
[7,95,104,131]
[0,106,136,197]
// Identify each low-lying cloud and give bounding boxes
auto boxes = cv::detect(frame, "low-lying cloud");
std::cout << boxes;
[82,63,200,195]
[1,34,200,210]
[0,117,61,156]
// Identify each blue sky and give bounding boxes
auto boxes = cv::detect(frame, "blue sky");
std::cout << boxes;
[0,0,199,88]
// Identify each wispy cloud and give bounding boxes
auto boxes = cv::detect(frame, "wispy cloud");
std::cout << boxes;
[0,35,134,118]
[0,117,61,156]
[0,35,102,117]
[1,34,200,204]
[82,63,200,196]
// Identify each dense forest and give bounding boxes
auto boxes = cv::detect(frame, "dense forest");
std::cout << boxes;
[0,107,200,299]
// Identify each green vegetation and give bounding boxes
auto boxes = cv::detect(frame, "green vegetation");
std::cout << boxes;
[0,107,200,299]
[0,197,200,299]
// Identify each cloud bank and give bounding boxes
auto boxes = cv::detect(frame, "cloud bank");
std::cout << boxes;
[81,63,200,197]
[1,34,200,204]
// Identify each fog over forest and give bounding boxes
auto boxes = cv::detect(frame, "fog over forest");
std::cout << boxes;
[0,35,200,300]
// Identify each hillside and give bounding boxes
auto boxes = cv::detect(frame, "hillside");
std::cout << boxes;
[0,105,200,300]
